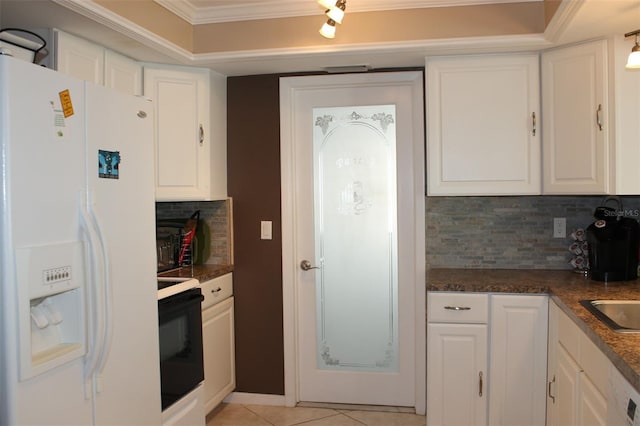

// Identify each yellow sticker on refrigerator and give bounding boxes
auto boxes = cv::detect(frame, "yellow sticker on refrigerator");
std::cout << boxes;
[58,89,74,118]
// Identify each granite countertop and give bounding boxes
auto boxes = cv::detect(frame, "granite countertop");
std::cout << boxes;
[428,268,640,392]
[158,264,233,282]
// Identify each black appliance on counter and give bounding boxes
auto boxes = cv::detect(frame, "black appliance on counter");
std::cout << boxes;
[587,197,640,282]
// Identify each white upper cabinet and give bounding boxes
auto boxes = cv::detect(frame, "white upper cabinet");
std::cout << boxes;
[542,36,640,195]
[426,54,541,196]
[144,65,221,201]
[104,50,143,96]
[611,34,640,195]
[542,39,609,194]
[55,30,104,85]
[54,30,142,96]
[54,29,227,201]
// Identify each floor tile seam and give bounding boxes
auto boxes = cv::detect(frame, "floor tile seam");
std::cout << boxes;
[292,412,368,426]
[239,404,278,426]
[241,404,343,426]
[339,411,373,425]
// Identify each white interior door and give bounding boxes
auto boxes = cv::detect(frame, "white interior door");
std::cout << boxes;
[280,72,425,412]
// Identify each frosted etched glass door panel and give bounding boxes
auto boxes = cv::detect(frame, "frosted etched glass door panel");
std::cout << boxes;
[313,106,398,372]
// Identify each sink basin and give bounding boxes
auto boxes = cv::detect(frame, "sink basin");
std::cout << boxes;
[580,300,640,333]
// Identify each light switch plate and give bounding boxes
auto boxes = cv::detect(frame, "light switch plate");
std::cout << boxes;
[261,221,272,240]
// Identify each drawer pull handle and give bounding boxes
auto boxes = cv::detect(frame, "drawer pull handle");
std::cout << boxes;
[444,306,471,311]
[479,371,483,397]
[211,287,222,294]
[548,375,556,404]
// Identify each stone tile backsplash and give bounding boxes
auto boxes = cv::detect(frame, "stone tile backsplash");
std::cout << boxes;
[426,195,640,270]
[156,200,231,265]
[156,195,640,270]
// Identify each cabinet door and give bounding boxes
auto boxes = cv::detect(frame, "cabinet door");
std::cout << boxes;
[144,66,211,201]
[104,50,142,96]
[542,40,609,194]
[55,30,104,84]
[547,299,559,426]
[489,295,548,426]
[578,374,608,426]
[426,54,540,195]
[427,323,487,426]
[557,345,581,426]
[202,297,235,414]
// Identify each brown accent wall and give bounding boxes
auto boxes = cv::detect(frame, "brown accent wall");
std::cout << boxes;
[227,74,285,394]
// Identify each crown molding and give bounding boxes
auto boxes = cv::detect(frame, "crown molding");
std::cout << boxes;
[51,0,195,62]
[189,33,550,64]
[543,0,584,44]
[153,0,542,25]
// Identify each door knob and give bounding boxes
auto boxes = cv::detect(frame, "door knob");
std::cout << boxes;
[300,260,320,271]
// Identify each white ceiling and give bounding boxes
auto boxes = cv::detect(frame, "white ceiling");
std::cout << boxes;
[153,0,542,24]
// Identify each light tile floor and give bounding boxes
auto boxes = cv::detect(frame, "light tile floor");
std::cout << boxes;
[206,403,426,426]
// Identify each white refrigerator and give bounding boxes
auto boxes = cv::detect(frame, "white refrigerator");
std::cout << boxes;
[0,55,162,425]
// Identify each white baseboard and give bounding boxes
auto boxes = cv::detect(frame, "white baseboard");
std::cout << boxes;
[223,392,288,406]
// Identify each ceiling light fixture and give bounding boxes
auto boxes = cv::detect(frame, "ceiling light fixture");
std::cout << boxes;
[319,19,337,39]
[318,0,346,39]
[625,30,640,69]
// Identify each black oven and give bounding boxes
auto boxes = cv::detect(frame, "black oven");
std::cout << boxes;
[158,287,205,410]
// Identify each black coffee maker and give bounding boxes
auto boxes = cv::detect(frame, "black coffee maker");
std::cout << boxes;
[586,196,640,282]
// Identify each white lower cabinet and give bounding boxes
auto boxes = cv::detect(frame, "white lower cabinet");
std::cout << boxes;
[488,295,548,426]
[427,292,548,426]
[428,323,487,425]
[547,300,608,426]
[201,274,235,414]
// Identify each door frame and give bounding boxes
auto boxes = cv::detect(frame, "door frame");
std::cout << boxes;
[279,71,426,414]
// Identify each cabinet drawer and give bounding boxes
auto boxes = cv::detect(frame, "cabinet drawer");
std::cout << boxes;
[428,292,489,323]
[200,273,233,310]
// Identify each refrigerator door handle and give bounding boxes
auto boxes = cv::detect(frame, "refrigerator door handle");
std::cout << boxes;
[88,200,114,390]
[79,195,105,393]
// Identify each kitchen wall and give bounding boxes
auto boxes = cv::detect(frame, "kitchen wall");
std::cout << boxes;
[155,200,232,265]
[227,74,285,396]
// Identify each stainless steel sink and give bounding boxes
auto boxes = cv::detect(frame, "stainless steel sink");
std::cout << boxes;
[580,300,640,333]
